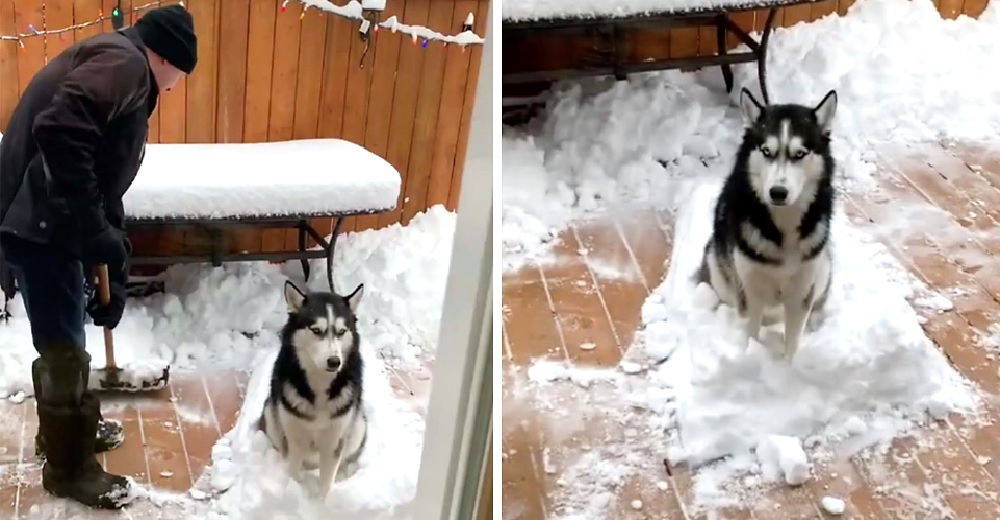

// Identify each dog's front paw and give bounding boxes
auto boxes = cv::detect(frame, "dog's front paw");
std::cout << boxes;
[309,487,326,500]
[781,341,798,362]
[286,460,306,484]
[309,480,332,501]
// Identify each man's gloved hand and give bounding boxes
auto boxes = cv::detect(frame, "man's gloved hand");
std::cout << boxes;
[84,232,132,330]
[80,226,128,273]
[87,281,127,329]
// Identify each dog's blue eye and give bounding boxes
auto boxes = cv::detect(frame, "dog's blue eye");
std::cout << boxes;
[310,327,324,335]
[759,146,773,157]
[334,329,347,337]
[790,150,807,160]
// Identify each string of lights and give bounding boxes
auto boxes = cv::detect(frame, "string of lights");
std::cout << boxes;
[289,0,485,46]
[0,0,483,52]
[0,1,174,47]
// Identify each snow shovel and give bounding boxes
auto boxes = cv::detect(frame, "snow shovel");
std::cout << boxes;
[88,263,171,392]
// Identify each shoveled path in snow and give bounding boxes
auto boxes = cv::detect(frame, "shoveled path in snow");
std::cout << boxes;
[502,140,1000,519]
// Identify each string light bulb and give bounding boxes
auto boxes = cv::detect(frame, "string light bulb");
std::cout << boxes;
[111,4,125,30]
[1,2,176,46]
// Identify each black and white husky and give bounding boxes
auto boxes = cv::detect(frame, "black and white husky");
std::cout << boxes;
[697,87,838,360]
[260,280,369,498]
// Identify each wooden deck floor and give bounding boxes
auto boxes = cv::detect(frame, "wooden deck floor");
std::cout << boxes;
[501,140,1000,519]
[0,362,427,518]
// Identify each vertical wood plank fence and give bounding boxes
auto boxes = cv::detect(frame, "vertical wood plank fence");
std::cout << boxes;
[0,0,487,261]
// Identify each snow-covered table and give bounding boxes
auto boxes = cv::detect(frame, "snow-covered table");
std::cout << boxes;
[120,138,401,289]
[0,133,400,303]
[503,0,826,105]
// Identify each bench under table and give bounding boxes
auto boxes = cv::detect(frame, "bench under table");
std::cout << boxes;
[502,0,828,106]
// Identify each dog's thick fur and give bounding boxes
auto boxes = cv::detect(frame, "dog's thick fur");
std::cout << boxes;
[260,280,368,498]
[696,87,838,360]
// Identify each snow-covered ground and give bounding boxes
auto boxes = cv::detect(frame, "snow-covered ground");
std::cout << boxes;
[0,206,455,518]
[503,0,1000,515]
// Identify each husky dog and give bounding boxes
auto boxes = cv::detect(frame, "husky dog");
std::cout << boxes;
[697,87,838,360]
[260,280,368,498]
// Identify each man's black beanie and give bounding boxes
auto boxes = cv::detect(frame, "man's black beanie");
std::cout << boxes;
[135,5,198,74]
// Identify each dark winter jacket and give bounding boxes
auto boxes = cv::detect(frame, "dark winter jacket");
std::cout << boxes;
[0,27,158,257]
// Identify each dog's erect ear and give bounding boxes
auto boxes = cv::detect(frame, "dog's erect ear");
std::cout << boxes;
[345,283,364,313]
[284,280,306,313]
[740,87,763,127]
[813,89,838,134]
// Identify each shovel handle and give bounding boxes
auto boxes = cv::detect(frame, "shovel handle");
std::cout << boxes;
[94,264,116,370]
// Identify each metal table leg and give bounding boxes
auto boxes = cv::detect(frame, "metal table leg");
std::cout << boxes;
[297,220,311,282]
[758,8,777,104]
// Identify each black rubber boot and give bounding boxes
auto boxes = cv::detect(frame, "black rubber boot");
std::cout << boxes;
[33,355,136,509]
[30,348,125,459]
[34,414,125,459]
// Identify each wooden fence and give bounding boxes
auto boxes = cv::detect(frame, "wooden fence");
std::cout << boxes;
[0,0,487,261]
[504,0,991,95]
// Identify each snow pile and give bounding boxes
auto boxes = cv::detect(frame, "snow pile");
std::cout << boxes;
[194,347,424,519]
[502,0,1000,262]
[313,205,456,368]
[0,207,455,399]
[508,179,981,515]
[625,181,979,509]
[754,435,810,486]
[733,0,1000,145]
[501,136,575,269]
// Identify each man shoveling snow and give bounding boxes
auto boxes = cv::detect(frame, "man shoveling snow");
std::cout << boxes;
[0,5,197,510]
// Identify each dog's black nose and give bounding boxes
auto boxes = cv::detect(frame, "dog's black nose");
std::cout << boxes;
[769,186,788,204]
[326,357,342,371]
